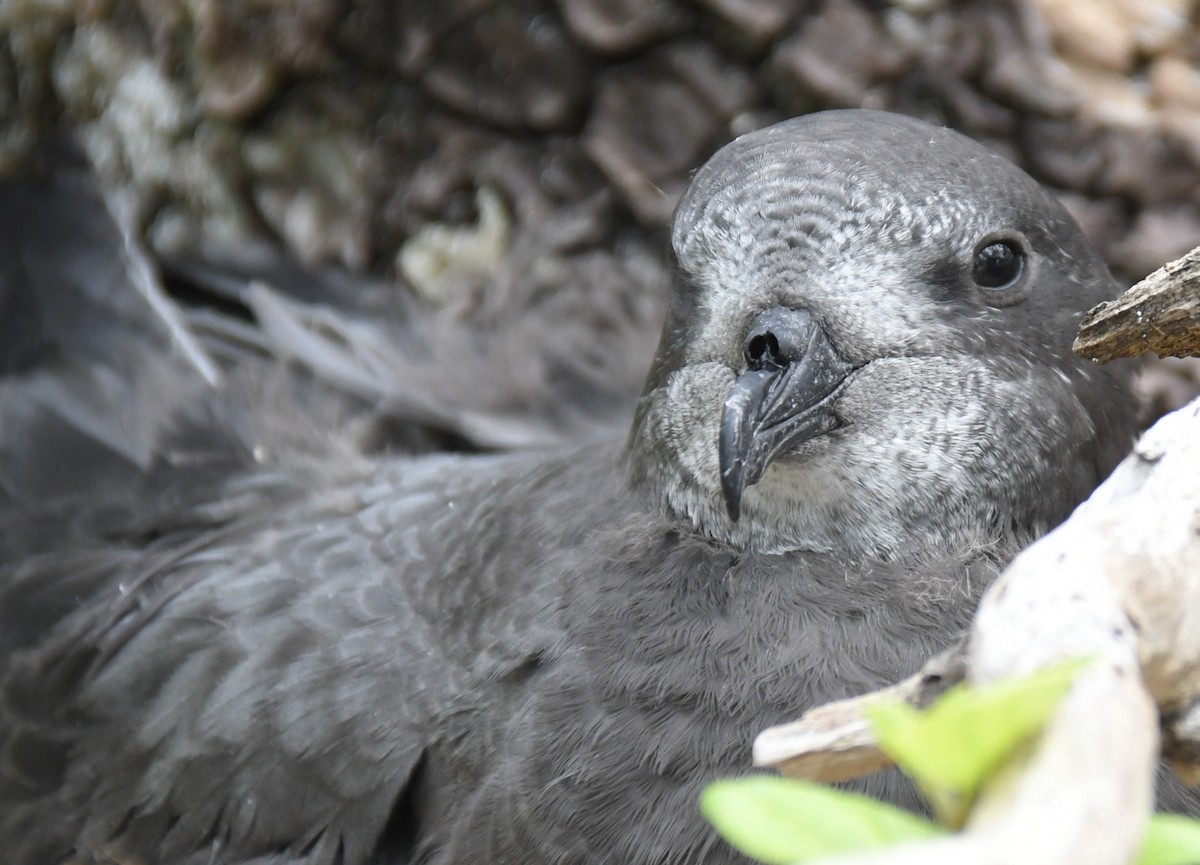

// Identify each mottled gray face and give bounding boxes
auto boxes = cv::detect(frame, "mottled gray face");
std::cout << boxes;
[628,110,1133,557]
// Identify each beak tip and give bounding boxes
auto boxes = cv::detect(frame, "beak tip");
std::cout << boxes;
[720,470,743,523]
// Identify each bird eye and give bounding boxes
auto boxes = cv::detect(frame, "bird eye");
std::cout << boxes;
[972,240,1024,290]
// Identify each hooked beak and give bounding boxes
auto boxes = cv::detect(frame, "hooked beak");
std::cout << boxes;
[719,308,853,521]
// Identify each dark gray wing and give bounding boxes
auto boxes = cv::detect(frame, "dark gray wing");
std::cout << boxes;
[0,149,658,534]
[0,151,225,517]
[0,150,615,865]
[161,236,660,452]
[0,446,592,865]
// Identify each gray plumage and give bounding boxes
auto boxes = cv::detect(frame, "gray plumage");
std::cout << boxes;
[1,111,1137,865]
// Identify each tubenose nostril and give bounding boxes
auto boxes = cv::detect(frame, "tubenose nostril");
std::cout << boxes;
[745,331,783,370]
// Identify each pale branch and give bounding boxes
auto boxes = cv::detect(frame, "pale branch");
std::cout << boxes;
[1074,244,1200,361]
[1164,699,1200,786]
[752,643,966,782]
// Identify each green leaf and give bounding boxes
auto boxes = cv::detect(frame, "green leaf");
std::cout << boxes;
[700,776,943,865]
[866,657,1089,825]
[1138,814,1200,865]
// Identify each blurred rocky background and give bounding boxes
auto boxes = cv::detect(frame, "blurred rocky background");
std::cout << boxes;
[2,0,1198,425]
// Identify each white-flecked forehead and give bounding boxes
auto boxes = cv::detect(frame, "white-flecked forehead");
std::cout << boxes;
[675,173,988,365]
[671,109,1024,261]
[674,156,986,267]
[669,111,1047,367]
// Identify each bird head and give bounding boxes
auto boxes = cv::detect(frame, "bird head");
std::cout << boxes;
[627,110,1135,557]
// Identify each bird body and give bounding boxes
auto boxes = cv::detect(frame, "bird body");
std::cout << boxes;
[1,111,1136,864]
[2,440,1006,865]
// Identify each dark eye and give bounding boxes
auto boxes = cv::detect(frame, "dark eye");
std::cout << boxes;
[972,240,1024,289]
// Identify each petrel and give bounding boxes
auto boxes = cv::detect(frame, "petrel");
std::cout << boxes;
[0,111,1136,865]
